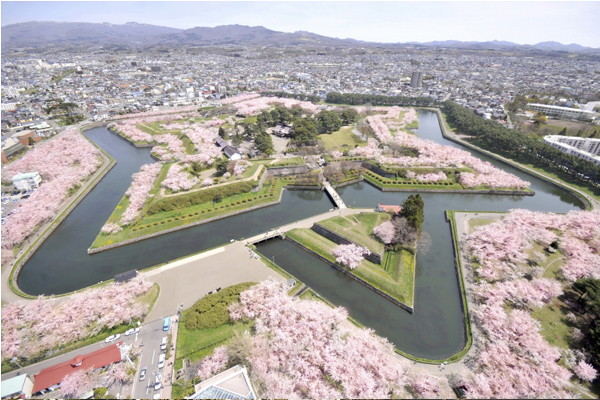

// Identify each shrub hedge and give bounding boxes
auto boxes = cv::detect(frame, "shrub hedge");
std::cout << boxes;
[184,282,257,330]
[147,181,257,215]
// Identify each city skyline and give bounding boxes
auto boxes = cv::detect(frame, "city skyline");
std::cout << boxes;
[2,1,600,48]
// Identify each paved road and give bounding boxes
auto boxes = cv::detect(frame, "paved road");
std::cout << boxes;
[130,317,177,399]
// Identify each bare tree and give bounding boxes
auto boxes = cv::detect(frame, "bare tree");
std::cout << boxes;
[392,217,417,246]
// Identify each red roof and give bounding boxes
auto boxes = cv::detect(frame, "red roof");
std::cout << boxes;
[378,203,402,213]
[32,342,122,393]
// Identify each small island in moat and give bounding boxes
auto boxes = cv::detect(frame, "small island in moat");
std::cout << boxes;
[285,195,426,312]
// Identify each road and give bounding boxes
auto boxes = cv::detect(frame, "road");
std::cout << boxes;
[130,317,178,400]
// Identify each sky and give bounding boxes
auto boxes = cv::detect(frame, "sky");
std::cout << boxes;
[2,1,600,48]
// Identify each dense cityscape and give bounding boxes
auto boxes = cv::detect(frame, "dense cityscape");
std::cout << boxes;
[1,4,600,400]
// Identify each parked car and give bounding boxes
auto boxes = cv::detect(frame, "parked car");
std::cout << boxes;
[12,199,18,203]
[125,328,139,336]
[154,375,162,390]
[160,336,168,350]
[21,195,30,199]
[158,354,165,369]
[104,334,121,343]
[139,367,147,381]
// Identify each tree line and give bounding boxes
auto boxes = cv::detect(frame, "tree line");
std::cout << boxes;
[259,91,322,104]
[326,92,437,107]
[443,101,600,187]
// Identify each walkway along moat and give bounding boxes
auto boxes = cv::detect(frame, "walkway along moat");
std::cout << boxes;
[14,110,585,360]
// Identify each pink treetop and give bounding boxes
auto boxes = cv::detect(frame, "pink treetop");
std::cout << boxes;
[332,244,371,270]
[120,163,162,225]
[373,221,395,244]
[60,368,96,399]
[101,223,122,235]
[225,279,417,398]
[197,346,229,380]
[162,163,198,192]
[330,150,343,159]
[219,93,260,105]
[201,178,213,187]
[575,361,598,382]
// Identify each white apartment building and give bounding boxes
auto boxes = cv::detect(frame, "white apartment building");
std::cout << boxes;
[527,103,597,122]
[542,135,600,166]
[12,172,42,191]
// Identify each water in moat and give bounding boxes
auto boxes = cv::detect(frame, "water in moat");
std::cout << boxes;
[17,127,333,295]
[255,110,584,359]
[17,111,584,359]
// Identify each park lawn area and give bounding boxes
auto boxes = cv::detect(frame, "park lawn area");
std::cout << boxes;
[182,136,195,154]
[286,228,415,307]
[318,212,389,254]
[318,125,366,151]
[270,156,306,167]
[91,178,285,248]
[468,218,496,231]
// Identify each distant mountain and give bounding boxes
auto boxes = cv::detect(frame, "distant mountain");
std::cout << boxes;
[2,21,598,54]
[1,21,182,47]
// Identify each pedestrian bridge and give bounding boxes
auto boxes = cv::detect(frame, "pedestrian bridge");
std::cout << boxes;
[323,179,347,209]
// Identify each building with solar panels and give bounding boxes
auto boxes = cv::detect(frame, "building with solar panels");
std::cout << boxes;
[187,365,256,400]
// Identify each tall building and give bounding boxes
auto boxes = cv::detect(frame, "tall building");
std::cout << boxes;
[542,135,600,166]
[411,71,423,88]
[527,103,597,122]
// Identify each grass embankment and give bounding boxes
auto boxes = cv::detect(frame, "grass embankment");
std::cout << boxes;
[286,227,415,307]
[91,177,285,249]
[439,110,599,205]
[269,156,306,167]
[362,169,465,191]
[0,283,160,374]
[318,125,366,151]
[318,212,389,254]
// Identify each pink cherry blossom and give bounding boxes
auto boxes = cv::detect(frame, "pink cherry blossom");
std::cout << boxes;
[1,278,152,359]
[101,222,122,235]
[575,361,597,382]
[417,171,447,182]
[59,368,97,399]
[330,150,343,159]
[2,129,101,251]
[219,93,260,105]
[201,178,213,187]
[162,163,198,192]
[373,221,395,244]
[120,163,162,225]
[197,346,229,380]
[332,243,370,270]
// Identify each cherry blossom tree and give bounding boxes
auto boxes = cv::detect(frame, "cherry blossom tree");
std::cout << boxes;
[197,346,229,380]
[374,221,396,244]
[60,368,97,399]
[219,93,260,105]
[101,223,122,235]
[332,244,371,270]
[104,362,133,387]
[202,178,213,187]
[1,278,152,359]
[120,163,162,225]
[575,361,598,382]
[2,129,101,253]
[162,163,198,192]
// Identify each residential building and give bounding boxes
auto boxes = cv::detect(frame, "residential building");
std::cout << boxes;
[543,135,600,166]
[12,172,41,191]
[1,137,25,163]
[1,374,34,399]
[32,342,123,395]
[187,365,256,400]
[411,71,423,89]
[527,103,597,122]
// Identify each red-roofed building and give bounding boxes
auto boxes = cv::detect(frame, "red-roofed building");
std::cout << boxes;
[376,203,402,214]
[32,342,123,394]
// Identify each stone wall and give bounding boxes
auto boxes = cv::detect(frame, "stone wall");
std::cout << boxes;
[311,223,383,265]
[286,237,413,313]
[361,161,395,179]
[266,165,309,176]
[363,178,535,196]
[251,169,270,193]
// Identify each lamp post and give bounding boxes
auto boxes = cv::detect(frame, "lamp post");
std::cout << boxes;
[11,357,22,369]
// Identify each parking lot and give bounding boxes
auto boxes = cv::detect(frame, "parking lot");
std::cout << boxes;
[1,190,36,225]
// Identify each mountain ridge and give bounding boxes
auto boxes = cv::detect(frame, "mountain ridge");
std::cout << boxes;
[2,21,598,54]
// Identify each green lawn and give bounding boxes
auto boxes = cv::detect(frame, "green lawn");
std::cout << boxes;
[286,228,415,307]
[270,156,306,167]
[318,125,366,151]
[318,212,389,254]
[91,178,285,248]
[363,170,465,191]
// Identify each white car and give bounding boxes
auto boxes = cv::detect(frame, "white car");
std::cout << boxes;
[104,334,121,343]
[124,327,139,336]
[158,354,165,369]
[160,336,168,350]
[154,374,162,390]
